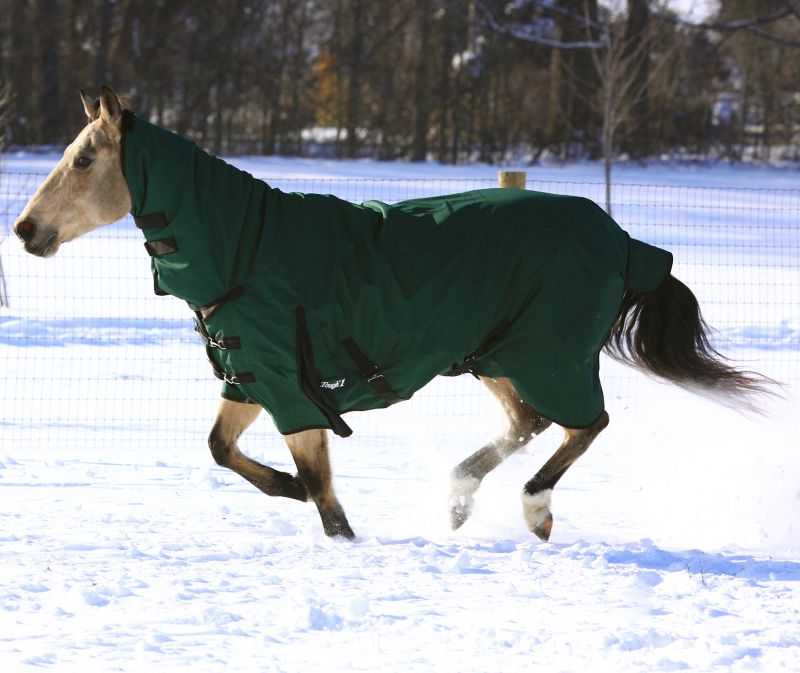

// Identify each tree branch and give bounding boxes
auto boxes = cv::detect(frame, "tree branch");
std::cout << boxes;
[460,0,605,49]
[651,6,800,48]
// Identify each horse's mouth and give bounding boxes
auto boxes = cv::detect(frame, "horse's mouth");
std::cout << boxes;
[25,232,61,258]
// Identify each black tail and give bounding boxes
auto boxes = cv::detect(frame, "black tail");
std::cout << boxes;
[604,275,778,412]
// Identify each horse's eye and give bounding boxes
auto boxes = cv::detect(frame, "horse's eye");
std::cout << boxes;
[74,155,93,169]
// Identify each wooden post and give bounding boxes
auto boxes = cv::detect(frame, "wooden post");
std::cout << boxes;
[498,171,526,189]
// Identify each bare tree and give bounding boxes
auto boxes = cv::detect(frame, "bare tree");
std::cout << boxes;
[580,3,679,213]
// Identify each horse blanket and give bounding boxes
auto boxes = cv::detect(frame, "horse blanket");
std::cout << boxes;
[121,112,673,436]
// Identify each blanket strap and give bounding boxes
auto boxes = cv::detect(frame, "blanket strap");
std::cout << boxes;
[134,212,168,231]
[295,307,353,438]
[213,370,255,386]
[193,319,241,350]
[133,212,170,296]
[144,237,178,257]
[193,307,252,388]
[445,318,512,377]
[341,338,404,405]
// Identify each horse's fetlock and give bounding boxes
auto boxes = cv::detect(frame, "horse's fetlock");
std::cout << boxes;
[450,471,480,498]
[521,488,554,541]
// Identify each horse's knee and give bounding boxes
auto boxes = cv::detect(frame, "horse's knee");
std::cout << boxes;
[208,427,231,467]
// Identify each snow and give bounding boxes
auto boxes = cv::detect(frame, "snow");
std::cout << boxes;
[1,154,799,672]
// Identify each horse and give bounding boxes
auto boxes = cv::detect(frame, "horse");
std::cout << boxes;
[13,86,773,541]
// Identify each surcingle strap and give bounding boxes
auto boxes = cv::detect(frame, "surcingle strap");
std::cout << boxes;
[341,337,404,405]
[295,307,353,438]
[134,212,168,231]
[144,237,178,257]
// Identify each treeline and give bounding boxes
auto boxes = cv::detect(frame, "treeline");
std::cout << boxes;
[0,0,798,162]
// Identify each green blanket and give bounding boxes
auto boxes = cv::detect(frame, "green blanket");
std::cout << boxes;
[122,112,672,435]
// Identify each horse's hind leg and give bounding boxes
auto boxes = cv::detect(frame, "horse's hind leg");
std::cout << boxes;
[449,377,552,529]
[284,429,355,539]
[522,411,609,541]
[208,398,308,501]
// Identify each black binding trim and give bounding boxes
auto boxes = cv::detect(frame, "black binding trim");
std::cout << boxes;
[341,337,404,405]
[295,307,353,438]
[134,212,168,231]
[144,237,178,257]
[444,319,513,377]
[188,285,245,320]
[221,391,258,405]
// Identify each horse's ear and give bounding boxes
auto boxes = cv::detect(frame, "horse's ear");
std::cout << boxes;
[98,85,123,128]
[80,89,99,123]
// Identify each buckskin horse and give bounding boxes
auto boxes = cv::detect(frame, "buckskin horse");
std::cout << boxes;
[13,87,773,540]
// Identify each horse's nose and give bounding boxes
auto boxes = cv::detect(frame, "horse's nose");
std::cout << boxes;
[14,219,37,243]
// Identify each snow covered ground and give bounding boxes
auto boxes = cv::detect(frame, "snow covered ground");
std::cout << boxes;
[1,155,799,672]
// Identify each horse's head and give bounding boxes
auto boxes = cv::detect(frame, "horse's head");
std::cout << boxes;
[13,86,132,257]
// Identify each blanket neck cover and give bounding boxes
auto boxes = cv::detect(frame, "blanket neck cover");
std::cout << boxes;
[121,112,673,437]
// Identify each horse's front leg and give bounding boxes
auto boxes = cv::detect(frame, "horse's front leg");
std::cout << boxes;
[208,398,308,501]
[284,429,355,539]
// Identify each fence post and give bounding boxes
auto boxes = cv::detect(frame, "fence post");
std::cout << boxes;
[498,171,526,189]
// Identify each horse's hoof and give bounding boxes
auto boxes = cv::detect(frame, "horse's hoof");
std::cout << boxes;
[449,495,473,530]
[323,521,356,539]
[531,512,553,541]
[522,488,553,541]
[449,474,479,530]
[321,513,356,540]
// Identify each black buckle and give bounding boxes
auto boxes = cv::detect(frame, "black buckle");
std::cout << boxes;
[215,370,255,386]
[209,335,241,350]
[194,321,242,350]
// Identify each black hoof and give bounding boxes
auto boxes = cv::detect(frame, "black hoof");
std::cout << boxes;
[323,519,356,539]
[531,512,553,542]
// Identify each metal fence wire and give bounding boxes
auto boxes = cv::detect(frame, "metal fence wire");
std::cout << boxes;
[1,170,798,456]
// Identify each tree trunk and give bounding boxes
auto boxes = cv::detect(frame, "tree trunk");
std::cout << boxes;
[623,0,651,157]
[345,0,365,158]
[94,0,113,87]
[33,0,60,144]
[411,0,432,162]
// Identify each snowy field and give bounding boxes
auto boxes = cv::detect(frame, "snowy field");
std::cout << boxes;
[1,154,799,672]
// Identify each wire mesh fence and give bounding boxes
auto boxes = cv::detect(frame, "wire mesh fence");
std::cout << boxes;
[1,169,798,458]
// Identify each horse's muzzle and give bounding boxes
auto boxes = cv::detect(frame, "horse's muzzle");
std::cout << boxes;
[14,219,37,243]
[14,220,59,257]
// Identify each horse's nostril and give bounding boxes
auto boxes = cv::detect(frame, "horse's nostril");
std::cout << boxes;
[15,219,37,242]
